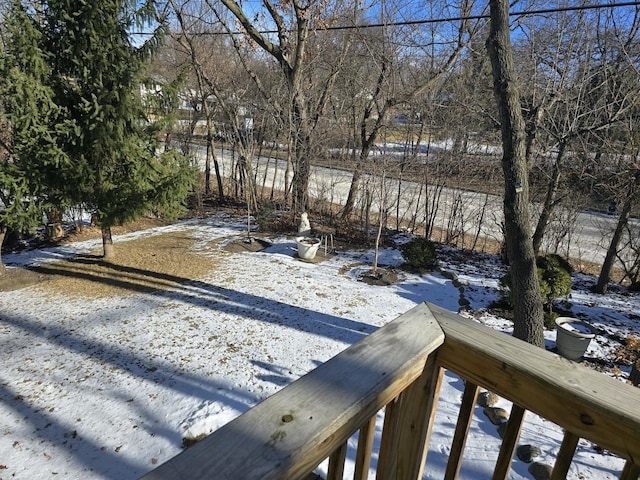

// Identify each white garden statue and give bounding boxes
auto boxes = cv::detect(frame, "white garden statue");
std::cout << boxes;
[298,212,311,236]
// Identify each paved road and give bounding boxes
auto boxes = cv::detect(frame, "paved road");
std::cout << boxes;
[192,145,623,267]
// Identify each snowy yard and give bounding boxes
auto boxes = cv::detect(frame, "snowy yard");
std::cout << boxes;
[0,214,638,479]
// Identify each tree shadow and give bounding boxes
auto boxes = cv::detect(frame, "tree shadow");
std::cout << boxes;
[29,259,377,341]
[0,309,258,478]
[2,257,378,478]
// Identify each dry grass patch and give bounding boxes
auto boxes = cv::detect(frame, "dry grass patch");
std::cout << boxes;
[0,268,49,292]
[30,232,220,298]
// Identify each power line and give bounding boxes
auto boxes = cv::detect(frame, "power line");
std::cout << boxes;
[296,1,640,33]
[146,1,640,37]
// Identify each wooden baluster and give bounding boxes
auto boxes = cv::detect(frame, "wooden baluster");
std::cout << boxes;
[376,397,401,479]
[492,404,526,480]
[620,460,640,480]
[377,357,444,480]
[327,441,348,480]
[550,431,579,480]
[354,416,377,480]
[444,381,480,480]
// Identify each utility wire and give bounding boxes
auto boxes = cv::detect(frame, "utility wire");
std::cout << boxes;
[133,1,640,36]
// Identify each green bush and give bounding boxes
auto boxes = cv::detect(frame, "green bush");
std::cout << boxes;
[536,254,572,303]
[501,254,572,311]
[401,238,437,271]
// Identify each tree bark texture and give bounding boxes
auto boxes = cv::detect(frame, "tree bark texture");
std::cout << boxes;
[0,228,6,275]
[486,0,545,347]
[532,142,566,256]
[102,225,115,260]
[595,170,639,294]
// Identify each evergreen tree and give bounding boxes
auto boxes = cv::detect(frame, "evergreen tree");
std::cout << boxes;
[0,1,74,273]
[47,0,196,259]
[1,0,196,263]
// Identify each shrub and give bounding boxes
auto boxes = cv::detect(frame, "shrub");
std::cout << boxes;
[401,238,437,271]
[536,254,572,304]
[501,254,572,313]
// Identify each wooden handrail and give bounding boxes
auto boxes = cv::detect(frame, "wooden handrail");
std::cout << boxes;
[141,303,445,480]
[430,303,640,465]
[141,302,640,479]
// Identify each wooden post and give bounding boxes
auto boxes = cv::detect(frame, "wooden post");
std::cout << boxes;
[492,404,525,480]
[377,357,444,480]
[620,461,640,480]
[629,360,640,386]
[377,398,401,479]
[327,441,347,480]
[354,416,377,480]
[444,382,481,480]
[550,431,579,480]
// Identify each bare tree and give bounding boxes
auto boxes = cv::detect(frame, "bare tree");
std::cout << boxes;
[340,0,486,220]
[209,0,353,214]
[486,0,545,347]
[515,5,640,256]
[595,117,640,293]
[165,0,230,200]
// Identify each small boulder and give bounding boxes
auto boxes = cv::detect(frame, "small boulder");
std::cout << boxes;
[477,391,499,408]
[517,444,541,463]
[528,462,553,480]
[483,406,509,425]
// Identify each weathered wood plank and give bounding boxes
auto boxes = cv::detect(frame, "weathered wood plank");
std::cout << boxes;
[550,431,579,480]
[430,302,640,465]
[492,404,525,480]
[378,357,443,480]
[353,416,376,480]
[141,303,445,480]
[327,441,347,480]
[620,461,639,480]
[376,398,400,480]
[444,381,480,480]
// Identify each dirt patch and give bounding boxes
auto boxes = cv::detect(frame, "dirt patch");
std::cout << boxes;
[57,218,172,245]
[28,232,219,298]
[223,237,272,253]
[0,268,49,292]
[359,268,400,286]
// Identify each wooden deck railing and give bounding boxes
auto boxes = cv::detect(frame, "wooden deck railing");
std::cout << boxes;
[141,302,640,480]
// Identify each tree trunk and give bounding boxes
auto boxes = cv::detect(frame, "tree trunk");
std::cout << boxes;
[0,228,6,276]
[205,132,212,196]
[341,130,383,220]
[290,93,312,213]
[487,0,545,347]
[595,172,638,293]
[532,142,566,256]
[102,225,115,260]
[342,168,363,220]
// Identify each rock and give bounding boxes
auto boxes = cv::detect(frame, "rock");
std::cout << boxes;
[477,391,499,407]
[381,270,399,283]
[483,406,509,425]
[528,462,553,480]
[517,444,541,463]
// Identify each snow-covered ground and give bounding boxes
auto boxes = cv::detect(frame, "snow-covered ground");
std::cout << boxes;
[1,214,637,479]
